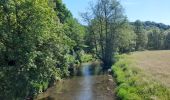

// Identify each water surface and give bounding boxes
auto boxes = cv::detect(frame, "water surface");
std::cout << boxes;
[35,63,116,100]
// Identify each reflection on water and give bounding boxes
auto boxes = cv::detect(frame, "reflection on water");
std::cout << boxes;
[77,64,93,100]
[35,63,115,100]
[82,64,91,76]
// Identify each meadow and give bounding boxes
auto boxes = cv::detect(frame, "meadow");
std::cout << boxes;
[131,50,170,88]
[112,50,170,100]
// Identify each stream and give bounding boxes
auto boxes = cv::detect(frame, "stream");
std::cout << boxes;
[35,63,116,100]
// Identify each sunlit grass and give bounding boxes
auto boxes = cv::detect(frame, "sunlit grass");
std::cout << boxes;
[112,52,170,100]
[130,50,170,87]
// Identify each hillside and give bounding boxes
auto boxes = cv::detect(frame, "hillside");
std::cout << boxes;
[131,21,170,30]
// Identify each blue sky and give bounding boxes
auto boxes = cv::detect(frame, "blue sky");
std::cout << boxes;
[63,0,170,25]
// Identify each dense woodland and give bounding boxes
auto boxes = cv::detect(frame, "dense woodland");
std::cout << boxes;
[0,0,170,99]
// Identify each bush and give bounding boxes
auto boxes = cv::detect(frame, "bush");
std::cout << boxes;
[81,54,94,62]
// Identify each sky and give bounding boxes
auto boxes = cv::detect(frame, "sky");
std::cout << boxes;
[63,0,170,25]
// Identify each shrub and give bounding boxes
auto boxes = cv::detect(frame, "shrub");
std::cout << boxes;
[81,54,94,62]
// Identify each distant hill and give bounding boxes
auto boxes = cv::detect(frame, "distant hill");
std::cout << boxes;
[131,21,170,30]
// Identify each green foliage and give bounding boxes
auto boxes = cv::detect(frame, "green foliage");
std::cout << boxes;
[112,55,170,100]
[140,21,170,30]
[80,53,94,63]
[53,0,72,23]
[0,0,72,99]
[131,20,170,51]
[117,23,136,53]
[165,31,170,49]
[64,18,85,51]
[65,54,76,65]
[147,28,165,50]
[84,1,170,70]
[134,20,148,50]
[0,0,170,99]
[83,0,133,67]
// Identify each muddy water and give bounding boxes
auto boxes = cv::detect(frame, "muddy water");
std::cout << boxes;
[35,63,116,100]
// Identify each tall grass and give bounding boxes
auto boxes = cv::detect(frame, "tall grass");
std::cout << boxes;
[112,55,170,100]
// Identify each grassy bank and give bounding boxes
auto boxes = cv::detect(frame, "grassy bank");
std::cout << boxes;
[112,54,170,100]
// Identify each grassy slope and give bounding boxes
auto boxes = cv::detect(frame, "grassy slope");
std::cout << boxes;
[112,50,170,100]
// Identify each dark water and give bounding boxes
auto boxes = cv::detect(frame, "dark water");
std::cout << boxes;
[35,63,116,100]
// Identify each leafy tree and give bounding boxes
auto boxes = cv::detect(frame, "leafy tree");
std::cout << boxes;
[83,0,135,68]
[53,0,86,64]
[147,28,165,50]
[53,0,72,23]
[63,18,86,62]
[134,20,148,50]
[0,0,70,99]
[117,24,136,53]
[165,32,170,49]
[83,19,100,57]
[143,21,170,30]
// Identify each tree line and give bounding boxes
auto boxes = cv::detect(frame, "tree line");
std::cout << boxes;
[132,20,170,50]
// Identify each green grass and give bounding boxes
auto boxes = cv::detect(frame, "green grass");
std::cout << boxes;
[112,54,170,100]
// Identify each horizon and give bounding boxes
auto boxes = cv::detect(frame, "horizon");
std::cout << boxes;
[63,0,170,25]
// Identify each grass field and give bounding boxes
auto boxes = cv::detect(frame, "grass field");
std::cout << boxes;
[130,50,170,88]
[112,50,170,100]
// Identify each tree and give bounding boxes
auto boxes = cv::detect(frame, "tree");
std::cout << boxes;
[52,0,86,64]
[83,0,134,68]
[117,24,136,53]
[53,0,72,23]
[134,20,148,50]
[165,32,170,49]
[0,0,70,99]
[147,28,165,50]
[63,18,86,62]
